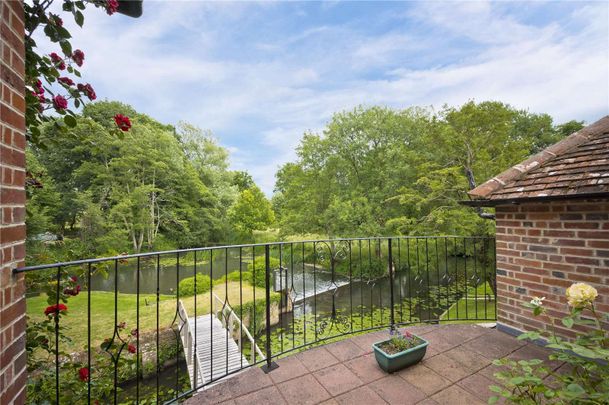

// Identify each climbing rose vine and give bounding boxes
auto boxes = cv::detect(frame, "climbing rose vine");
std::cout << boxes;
[25,0,131,144]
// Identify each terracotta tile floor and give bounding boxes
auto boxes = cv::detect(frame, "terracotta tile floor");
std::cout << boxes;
[185,324,563,405]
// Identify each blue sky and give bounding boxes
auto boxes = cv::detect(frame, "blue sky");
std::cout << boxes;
[42,1,609,194]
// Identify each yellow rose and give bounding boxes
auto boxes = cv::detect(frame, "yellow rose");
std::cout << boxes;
[566,283,598,308]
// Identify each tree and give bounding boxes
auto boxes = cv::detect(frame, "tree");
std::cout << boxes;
[28,101,233,258]
[274,102,578,238]
[228,186,275,240]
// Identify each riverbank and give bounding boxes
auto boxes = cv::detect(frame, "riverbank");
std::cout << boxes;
[26,281,267,351]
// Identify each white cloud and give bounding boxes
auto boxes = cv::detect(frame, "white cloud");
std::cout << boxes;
[35,1,609,196]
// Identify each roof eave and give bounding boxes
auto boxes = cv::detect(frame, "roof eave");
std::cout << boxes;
[461,192,609,207]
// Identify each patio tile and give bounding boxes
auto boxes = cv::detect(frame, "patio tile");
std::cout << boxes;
[506,343,563,371]
[344,353,386,384]
[325,339,367,362]
[296,346,340,372]
[233,385,286,405]
[430,385,486,405]
[478,363,507,383]
[416,399,439,405]
[420,330,460,356]
[269,355,309,384]
[277,374,331,405]
[456,372,497,401]
[313,363,364,396]
[443,346,491,372]
[369,374,427,404]
[319,400,339,405]
[422,353,472,382]
[227,367,273,398]
[185,382,232,404]
[397,364,451,395]
[334,385,387,405]
[401,324,438,336]
[463,330,525,359]
[351,330,387,352]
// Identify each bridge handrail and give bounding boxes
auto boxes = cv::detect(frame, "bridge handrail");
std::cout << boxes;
[212,293,265,363]
[177,300,205,389]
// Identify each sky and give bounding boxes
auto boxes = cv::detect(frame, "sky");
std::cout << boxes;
[41,1,609,195]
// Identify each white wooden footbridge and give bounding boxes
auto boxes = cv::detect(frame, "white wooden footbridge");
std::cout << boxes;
[177,294,265,389]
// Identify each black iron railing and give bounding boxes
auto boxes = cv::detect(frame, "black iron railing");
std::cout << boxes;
[17,236,496,404]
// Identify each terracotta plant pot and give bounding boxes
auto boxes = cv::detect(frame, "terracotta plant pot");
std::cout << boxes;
[372,335,429,373]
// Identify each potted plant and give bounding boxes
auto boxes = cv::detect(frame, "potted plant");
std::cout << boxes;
[373,329,428,373]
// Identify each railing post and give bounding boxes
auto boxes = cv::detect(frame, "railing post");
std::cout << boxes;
[388,238,396,331]
[262,244,279,373]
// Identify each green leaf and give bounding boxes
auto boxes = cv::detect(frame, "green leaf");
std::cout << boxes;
[510,376,525,385]
[488,396,499,404]
[75,1,86,10]
[74,70,81,78]
[56,26,72,40]
[60,41,72,56]
[75,11,84,27]
[572,346,600,359]
[562,317,574,328]
[64,115,77,128]
[566,383,585,395]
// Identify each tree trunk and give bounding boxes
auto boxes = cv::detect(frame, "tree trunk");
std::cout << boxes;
[464,166,495,220]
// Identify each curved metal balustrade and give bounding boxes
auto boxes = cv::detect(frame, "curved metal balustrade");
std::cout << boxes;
[16,236,496,404]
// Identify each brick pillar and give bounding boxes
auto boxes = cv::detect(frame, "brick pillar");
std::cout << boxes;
[1,1,27,404]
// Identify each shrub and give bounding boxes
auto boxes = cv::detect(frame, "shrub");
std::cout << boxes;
[490,283,609,404]
[247,256,280,288]
[217,270,253,285]
[178,274,211,297]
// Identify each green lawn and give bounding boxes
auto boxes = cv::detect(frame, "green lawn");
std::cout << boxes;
[439,282,496,322]
[27,281,267,352]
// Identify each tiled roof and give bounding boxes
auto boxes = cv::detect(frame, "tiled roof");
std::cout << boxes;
[467,116,609,205]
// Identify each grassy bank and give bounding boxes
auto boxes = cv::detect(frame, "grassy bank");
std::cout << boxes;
[27,281,267,352]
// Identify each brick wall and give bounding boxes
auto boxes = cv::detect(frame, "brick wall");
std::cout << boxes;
[495,200,609,337]
[1,1,27,404]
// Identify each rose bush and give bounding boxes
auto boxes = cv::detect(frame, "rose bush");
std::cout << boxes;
[489,282,609,404]
[24,0,131,144]
[26,270,139,404]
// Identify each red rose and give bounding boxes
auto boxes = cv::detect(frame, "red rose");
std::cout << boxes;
[78,367,89,382]
[114,114,131,132]
[83,83,96,100]
[44,303,68,316]
[128,344,136,354]
[131,328,138,337]
[72,50,85,67]
[70,276,78,282]
[106,0,119,15]
[32,92,45,104]
[52,95,68,110]
[58,77,74,86]
[50,52,65,70]
[63,285,81,296]
[34,80,44,94]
